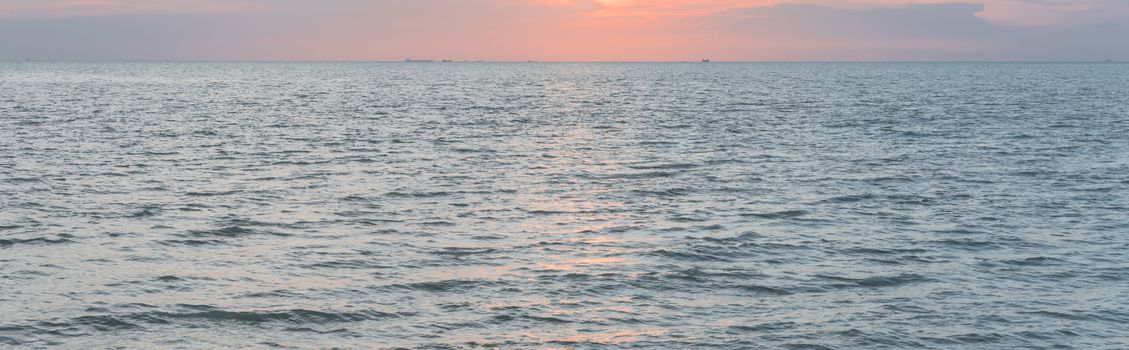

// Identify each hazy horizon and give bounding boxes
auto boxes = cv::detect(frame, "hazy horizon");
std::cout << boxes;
[6,59,1127,63]
[2,0,1128,62]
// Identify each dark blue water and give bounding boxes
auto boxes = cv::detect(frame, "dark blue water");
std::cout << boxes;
[1,62,1128,349]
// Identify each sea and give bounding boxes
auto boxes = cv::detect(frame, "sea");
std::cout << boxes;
[1,62,1127,349]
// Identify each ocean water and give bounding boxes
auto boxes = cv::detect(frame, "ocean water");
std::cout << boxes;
[1,62,1128,349]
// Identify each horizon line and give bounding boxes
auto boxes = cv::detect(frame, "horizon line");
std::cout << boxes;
[3,59,1125,64]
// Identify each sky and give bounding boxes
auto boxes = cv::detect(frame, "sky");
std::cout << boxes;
[1,0,1127,61]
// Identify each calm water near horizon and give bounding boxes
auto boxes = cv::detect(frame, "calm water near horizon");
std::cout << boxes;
[2,62,1128,349]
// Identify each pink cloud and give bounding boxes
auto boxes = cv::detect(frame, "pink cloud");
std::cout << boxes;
[0,0,258,18]
[5,0,1126,27]
[528,0,1128,26]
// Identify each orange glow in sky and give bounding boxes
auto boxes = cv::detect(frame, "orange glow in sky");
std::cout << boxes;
[1,0,1127,61]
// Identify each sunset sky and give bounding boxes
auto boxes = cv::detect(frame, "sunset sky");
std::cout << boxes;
[2,0,1127,61]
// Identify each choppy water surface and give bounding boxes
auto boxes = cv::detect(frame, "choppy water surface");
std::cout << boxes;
[2,62,1128,349]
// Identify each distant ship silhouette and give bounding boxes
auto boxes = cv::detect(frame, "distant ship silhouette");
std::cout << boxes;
[404,58,434,63]
[702,59,710,63]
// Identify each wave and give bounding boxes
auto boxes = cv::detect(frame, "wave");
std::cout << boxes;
[821,193,876,203]
[581,171,678,180]
[382,279,502,293]
[742,210,809,219]
[187,226,269,238]
[729,321,798,332]
[737,284,794,295]
[153,308,397,324]
[624,162,700,170]
[647,249,733,262]
[429,247,498,258]
[183,190,242,197]
[1002,256,1067,266]
[157,239,228,246]
[697,231,764,243]
[26,306,402,335]
[0,237,72,248]
[843,247,929,255]
[813,273,930,288]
